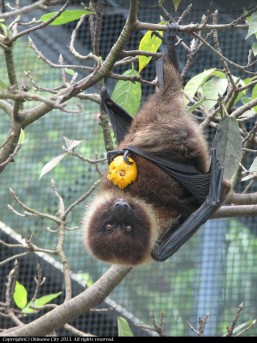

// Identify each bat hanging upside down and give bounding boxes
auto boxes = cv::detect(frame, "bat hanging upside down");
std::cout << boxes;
[82,24,230,266]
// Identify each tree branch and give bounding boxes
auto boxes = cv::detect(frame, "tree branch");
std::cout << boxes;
[0,0,48,19]
[2,265,132,337]
[9,0,72,43]
[213,205,257,218]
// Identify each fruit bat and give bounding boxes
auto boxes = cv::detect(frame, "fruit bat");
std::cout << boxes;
[82,24,229,266]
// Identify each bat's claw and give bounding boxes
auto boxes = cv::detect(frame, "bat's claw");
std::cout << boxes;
[152,23,182,47]
[107,149,134,165]
[107,150,124,164]
[151,31,163,40]
[123,150,133,165]
[164,22,182,47]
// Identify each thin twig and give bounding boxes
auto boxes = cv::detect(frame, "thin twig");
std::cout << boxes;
[69,14,99,62]
[9,188,62,224]
[63,149,106,164]
[192,31,257,75]
[0,143,22,169]
[224,303,244,337]
[51,179,65,217]
[63,179,101,218]
[0,0,48,19]
[28,38,93,72]
[10,0,72,43]
[31,264,46,303]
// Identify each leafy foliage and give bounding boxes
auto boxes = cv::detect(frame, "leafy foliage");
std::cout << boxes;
[201,77,228,111]
[23,292,62,314]
[13,281,61,313]
[117,317,134,337]
[40,10,94,26]
[13,281,27,310]
[213,116,242,180]
[184,68,216,103]
[138,26,164,72]
[245,11,257,39]
[172,0,182,12]
[39,153,67,180]
[111,69,142,116]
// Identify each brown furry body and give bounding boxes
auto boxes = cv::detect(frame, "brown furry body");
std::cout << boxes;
[83,55,210,266]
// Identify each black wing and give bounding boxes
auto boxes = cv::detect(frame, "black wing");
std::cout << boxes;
[100,87,133,145]
[152,148,224,261]
[126,146,210,202]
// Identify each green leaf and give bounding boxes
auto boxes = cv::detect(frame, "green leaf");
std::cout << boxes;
[233,319,256,334]
[111,69,142,116]
[240,96,256,118]
[117,317,134,337]
[77,272,94,287]
[0,22,7,36]
[39,153,67,179]
[65,68,76,76]
[252,84,257,112]
[243,8,251,24]
[23,292,62,313]
[242,156,257,181]
[212,116,242,180]
[40,9,94,26]
[18,129,25,145]
[187,97,206,113]
[213,70,226,78]
[138,24,165,72]
[201,77,228,111]
[13,281,28,309]
[252,43,257,56]
[63,136,83,151]
[172,0,181,11]
[241,96,252,106]
[0,79,8,89]
[245,11,257,39]
[184,68,216,103]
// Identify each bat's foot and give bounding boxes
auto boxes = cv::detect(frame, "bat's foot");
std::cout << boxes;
[107,149,133,165]
[165,22,183,47]
[165,22,179,45]
[107,150,124,164]
[123,150,133,165]
[151,22,182,46]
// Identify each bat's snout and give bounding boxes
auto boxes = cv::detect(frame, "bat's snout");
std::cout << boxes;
[114,198,129,209]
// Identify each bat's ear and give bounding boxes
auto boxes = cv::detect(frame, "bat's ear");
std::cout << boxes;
[100,84,133,145]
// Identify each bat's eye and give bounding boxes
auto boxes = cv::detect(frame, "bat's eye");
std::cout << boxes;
[105,224,113,233]
[125,225,132,233]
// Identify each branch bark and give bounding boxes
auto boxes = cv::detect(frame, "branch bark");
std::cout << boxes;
[2,265,132,337]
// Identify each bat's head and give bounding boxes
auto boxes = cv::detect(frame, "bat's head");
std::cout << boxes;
[82,191,159,266]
